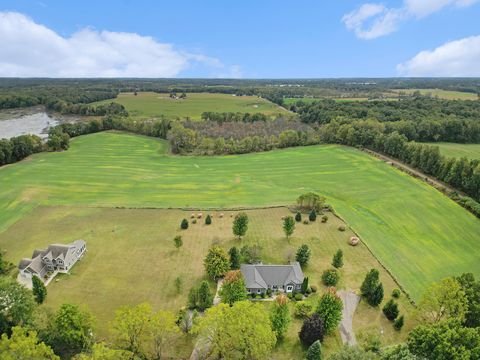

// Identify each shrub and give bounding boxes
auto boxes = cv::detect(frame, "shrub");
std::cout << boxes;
[322,269,340,286]
[311,285,318,293]
[309,210,317,222]
[295,212,302,222]
[299,313,325,347]
[266,289,272,297]
[303,219,309,225]
[332,249,343,269]
[181,218,189,229]
[174,235,183,249]
[261,292,266,299]
[192,219,197,224]
[294,293,303,301]
[382,299,399,321]
[393,315,404,330]
[295,301,313,318]
[392,288,401,299]
[338,225,346,231]
[321,215,328,223]
[250,292,256,299]
[287,293,293,299]
[205,214,212,225]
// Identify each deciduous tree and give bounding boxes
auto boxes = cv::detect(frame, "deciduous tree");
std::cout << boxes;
[219,270,247,306]
[204,246,230,280]
[283,216,295,239]
[270,295,291,340]
[232,213,249,239]
[194,301,276,359]
[299,313,324,347]
[0,326,59,360]
[316,288,343,335]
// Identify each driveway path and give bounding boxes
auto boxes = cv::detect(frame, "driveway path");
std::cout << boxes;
[338,290,360,346]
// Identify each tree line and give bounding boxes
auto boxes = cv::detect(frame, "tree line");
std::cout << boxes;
[293,98,480,143]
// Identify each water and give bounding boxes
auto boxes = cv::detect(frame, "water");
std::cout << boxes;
[0,107,82,139]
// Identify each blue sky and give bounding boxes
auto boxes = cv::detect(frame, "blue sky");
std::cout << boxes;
[0,0,479,77]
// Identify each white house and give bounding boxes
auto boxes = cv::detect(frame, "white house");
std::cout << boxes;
[18,240,86,287]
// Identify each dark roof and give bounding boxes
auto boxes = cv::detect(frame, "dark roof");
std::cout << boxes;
[240,262,304,289]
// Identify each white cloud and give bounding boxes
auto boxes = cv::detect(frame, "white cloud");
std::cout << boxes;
[0,12,241,78]
[343,0,479,39]
[397,35,480,76]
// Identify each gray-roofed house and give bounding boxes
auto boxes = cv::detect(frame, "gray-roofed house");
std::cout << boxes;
[240,262,304,294]
[18,240,86,287]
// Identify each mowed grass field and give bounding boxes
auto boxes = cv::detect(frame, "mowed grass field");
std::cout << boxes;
[95,92,287,120]
[425,142,480,160]
[392,88,478,100]
[0,132,479,301]
[0,206,414,358]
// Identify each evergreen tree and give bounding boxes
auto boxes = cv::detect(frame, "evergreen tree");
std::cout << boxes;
[301,277,309,294]
[228,246,240,270]
[180,219,189,230]
[309,210,317,222]
[32,275,47,304]
[382,299,399,321]
[295,212,302,222]
[361,269,384,306]
[232,213,249,239]
[306,340,322,360]
[173,235,183,249]
[205,215,212,225]
[332,249,343,269]
[197,281,214,311]
[299,313,324,347]
[370,283,384,307]
[296,244,311,268]
[393,315,404,330]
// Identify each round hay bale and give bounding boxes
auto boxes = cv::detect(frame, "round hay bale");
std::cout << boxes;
[197,213,203,219]
[220,213,224,218]
[349,236,360,246]
[191,213,195,219]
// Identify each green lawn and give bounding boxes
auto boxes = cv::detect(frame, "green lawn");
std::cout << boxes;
[425,142,480,160]
[392,88,478,100]
[95,92,287,120]
[0,132,479,302]
[0,206,414,358]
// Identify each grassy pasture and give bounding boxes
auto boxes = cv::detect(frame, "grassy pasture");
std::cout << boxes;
[0,205,414,358]
[392,88,478,100]
[425,142,480,160]
[95,92,287,120]
[0,132,479,301]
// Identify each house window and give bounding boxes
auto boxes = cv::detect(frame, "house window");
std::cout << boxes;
[286,285,294,293]
[257,289,261,294]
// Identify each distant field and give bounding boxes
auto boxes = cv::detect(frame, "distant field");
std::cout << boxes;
[283,97,393,104]
[0,132,478,302]
[95,92,287,120]
[0,206,413,358]
[393,88,478,100]
[425,142,480,160]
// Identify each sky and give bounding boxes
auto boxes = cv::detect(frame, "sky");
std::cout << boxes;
[0,0,479,78]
